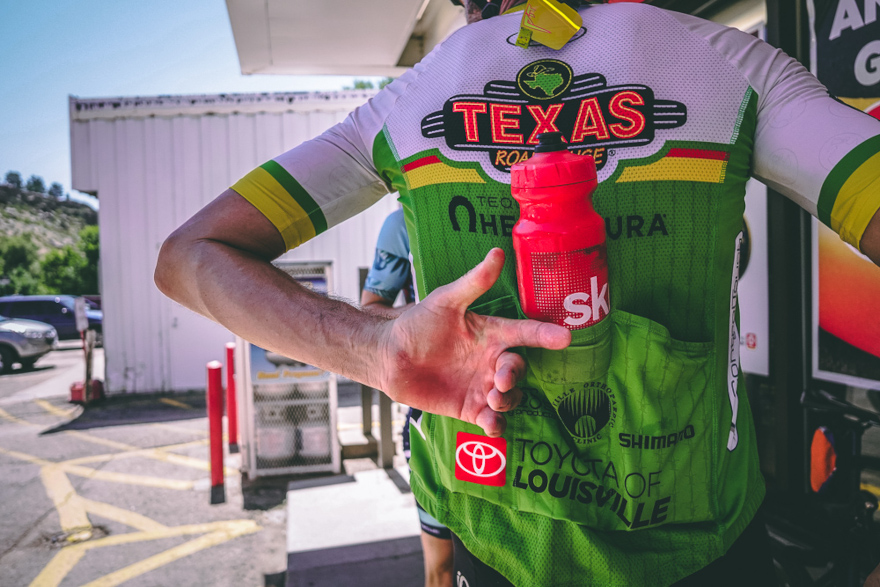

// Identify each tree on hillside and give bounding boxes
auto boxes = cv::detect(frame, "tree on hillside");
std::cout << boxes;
[345,79,375,90]
[33,226,100,295]
[3,267,42,295]
[0,234,42,296]
[25,175,45,193]
[40,246,87,294]
[5,171,22,189]
[78,225,100,293]
[48,182,64,199]
[0,235,39,274]
[343,78,394,91]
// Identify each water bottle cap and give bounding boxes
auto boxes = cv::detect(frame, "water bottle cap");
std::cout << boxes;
[534,132,567,153]
[511,137,597,189]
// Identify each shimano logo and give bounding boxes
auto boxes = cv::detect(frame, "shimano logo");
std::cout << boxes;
[454,432,507,487]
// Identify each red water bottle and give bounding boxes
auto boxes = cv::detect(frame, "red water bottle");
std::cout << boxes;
[511,132,609,330]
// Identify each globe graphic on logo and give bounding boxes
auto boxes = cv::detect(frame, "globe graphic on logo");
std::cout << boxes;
[558,385,611,439]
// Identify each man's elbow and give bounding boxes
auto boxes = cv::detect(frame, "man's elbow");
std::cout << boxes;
[154,230,187,301]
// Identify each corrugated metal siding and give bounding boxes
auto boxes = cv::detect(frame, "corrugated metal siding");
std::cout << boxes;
[71,95,398,394]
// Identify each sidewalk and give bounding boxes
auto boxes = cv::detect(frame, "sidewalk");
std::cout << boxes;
[286,467,424,587]
[284,384,425,587]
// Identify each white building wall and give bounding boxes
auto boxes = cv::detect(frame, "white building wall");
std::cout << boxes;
[70,92,399,394]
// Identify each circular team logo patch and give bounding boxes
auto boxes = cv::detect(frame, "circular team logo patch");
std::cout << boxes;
[516,59,573,100]
[556,381,617,443]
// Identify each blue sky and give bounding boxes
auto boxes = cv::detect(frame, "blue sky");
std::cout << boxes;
[0,0,380,209]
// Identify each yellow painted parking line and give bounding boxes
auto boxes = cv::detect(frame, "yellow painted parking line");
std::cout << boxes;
[5,415,256,587]
[41,465,90,532]
[140,448,239,477]
[79,497,168,533]
[79,524,259,587]
[29,545,88,587]
[34,399,81,420]
[29,520,259,587]
[60,464,195,490]
[0,446,54,466]
[0,447,194,491]
[60,439,238,477]
[151,421,208,436]
[0,406,36,426]
[149,438,210,451]
[1,441,237,484]
[61,439,209,465]
[159,397,193,410]
[63,430,138,451]
[60,430,235,476]
[0,411,231,475]
[72,520,258,550]
[75,448,237,478]
[60,432,238,475]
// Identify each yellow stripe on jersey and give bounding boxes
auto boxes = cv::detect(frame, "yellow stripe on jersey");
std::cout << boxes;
[406,163,485,190]
[231,166,316,250]
[830,151,880,250]
[616,158,726,184]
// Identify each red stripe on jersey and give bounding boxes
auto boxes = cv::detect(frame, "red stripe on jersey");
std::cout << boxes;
[667,148,729,161]
[403,156,443,173]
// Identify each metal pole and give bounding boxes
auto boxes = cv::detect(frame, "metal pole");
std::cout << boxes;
[765,0,811,495]
[378,390,394,469]
[207,361,226,504]
[225,342,239,454]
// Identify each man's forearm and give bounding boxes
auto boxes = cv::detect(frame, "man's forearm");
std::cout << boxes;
[154,194,392,390]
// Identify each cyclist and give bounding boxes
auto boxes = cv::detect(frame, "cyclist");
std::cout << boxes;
[156,0,880,584]
[360,208,454,587]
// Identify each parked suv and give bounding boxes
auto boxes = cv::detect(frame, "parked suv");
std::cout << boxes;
[0,295,103,342]
[0,315,57,373]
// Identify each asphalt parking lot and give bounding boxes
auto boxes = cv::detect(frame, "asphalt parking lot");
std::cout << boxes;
[0,345,287,587]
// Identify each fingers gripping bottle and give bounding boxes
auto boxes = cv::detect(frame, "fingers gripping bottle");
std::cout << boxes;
[511,132,609,330]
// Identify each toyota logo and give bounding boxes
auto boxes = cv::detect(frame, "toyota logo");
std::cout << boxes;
[455,440,506,477]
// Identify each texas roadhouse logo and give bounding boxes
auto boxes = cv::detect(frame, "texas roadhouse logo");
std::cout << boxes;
[421,59,687,173]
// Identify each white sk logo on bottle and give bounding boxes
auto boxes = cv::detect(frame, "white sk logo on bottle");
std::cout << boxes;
[562,276,610,327]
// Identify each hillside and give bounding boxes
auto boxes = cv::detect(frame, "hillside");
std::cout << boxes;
[0,184,97,256]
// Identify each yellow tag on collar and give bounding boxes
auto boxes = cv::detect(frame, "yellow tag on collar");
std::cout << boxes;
[517,0,582,50]
[515,27,533,48]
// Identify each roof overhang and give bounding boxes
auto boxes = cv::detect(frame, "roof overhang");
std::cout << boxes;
[225,0,466,76]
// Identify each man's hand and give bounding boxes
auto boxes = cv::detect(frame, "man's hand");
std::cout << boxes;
[379,248,571,437]
[156,191,569,437]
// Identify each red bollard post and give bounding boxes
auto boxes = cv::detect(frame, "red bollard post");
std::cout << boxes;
[207,361,226,505]
[225,342,239,454]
